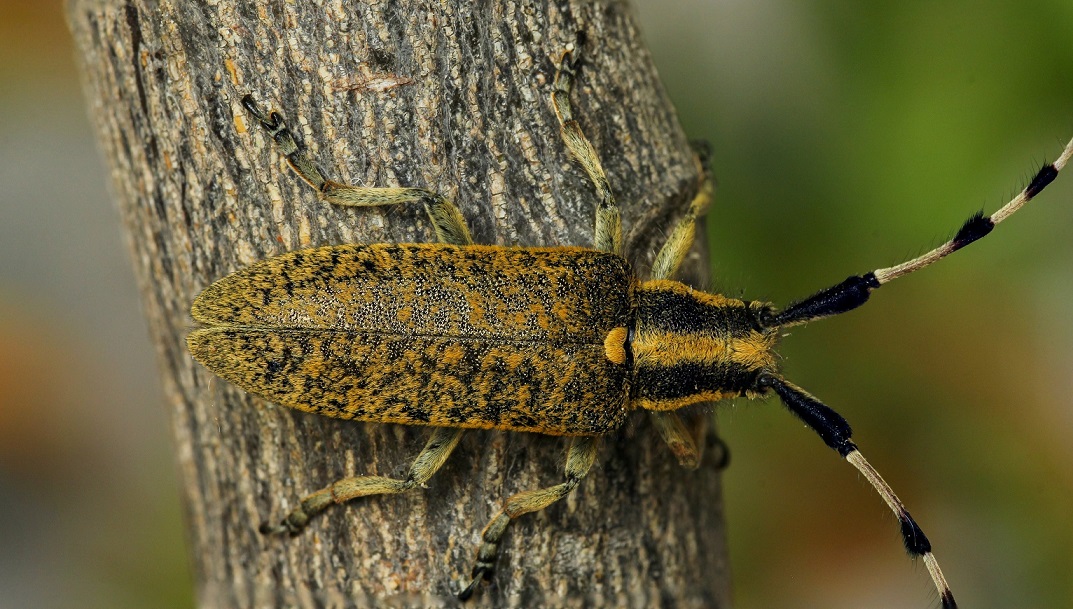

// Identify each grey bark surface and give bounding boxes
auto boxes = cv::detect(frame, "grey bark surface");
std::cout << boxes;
[67,1,732,607]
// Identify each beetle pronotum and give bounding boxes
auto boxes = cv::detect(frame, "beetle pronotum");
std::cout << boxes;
[188,33,1072,605]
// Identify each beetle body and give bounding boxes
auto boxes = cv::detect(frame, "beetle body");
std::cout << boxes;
[188,242,778,436]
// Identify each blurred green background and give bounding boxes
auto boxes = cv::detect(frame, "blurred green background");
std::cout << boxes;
[1,1,1070,608]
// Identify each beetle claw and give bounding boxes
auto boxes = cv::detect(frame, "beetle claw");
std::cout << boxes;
[457,566,491,601]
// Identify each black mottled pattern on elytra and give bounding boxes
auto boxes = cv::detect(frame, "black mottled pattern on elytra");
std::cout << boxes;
[192,243,635,345]
[190,243,638,435]
[187,328,630,435]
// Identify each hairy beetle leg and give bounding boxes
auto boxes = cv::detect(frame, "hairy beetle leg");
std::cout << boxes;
[459,436,599,600]
[241,94,474,246]
[650,143,714,282]
[260,428,464,537]
[551,32,622,256]
[650,411,704,470]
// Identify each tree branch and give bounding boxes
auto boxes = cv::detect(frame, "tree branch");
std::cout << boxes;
[68,1,731,606]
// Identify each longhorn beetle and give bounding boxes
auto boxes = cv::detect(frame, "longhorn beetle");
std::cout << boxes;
[188,33,1072,605]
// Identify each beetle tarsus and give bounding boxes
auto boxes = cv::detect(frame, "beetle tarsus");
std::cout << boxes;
[258,511,308,536]
[258,520,286,536]
[457,566,492,601]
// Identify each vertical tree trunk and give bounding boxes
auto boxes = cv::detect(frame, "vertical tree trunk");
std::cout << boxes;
[67,1,731,606]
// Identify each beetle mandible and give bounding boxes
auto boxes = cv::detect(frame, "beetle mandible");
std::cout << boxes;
[188,33,1072,605]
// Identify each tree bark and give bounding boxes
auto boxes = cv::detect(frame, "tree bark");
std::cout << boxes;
[67,1,731,607]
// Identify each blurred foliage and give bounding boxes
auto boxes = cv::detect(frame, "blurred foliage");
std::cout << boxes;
[637,1,1073,607]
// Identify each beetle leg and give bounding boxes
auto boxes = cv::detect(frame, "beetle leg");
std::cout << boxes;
[240,94,473,246]
[649,411,703,470]
[551,33,622,255]
[650,143,714,280]
[654,408,731,470]
[423,193,474,245]
[458,436,599,600]
[259,427,464,536]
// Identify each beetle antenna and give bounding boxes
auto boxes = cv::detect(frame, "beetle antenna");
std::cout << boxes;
[757,373,957,608]
[767,136,1073,328]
